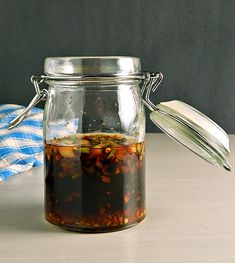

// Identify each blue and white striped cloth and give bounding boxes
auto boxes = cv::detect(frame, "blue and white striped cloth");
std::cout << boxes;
[0,104,43,181]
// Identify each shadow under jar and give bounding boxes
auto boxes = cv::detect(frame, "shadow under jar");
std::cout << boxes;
[43,57,148,232]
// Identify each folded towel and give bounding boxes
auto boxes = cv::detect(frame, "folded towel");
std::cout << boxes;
[0,104,43,181]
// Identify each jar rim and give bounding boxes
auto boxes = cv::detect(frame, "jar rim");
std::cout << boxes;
[44,56,142,77]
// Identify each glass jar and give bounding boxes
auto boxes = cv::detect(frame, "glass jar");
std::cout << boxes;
[9,56,231,233]
[42,57,150,232]
[15,56,162,232]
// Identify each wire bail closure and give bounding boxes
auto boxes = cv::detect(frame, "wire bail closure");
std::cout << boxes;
[141,72,163,111]
[8,72,163,130]
[8,76,48,130]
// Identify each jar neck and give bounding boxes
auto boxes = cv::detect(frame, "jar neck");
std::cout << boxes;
[45,78,142,87]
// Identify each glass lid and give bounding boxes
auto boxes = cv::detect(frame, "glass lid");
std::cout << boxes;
[150,100,232,171]
[44,56,141,76]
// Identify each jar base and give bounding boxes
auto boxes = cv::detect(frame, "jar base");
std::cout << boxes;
[45,215,145,233]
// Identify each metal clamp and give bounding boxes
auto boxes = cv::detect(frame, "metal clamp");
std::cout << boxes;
[8,76,48,130]
[141,72,163,111]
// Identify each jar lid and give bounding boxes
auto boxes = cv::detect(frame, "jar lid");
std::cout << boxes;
[150,100,232,171]
[44,56,141,76]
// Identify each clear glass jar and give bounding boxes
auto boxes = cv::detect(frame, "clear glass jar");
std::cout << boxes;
[43,57,148,232]
[9,56,231,233]
[11,56,159,232]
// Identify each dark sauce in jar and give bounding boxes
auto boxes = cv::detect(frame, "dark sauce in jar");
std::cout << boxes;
[44,133,145,232]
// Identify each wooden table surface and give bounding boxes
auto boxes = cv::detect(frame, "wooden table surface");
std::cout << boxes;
[1,134,235,263]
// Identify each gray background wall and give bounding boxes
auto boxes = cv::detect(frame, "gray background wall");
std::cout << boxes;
[0,0,235,133]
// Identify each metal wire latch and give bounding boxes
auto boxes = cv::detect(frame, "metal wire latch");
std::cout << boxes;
[8,76,48,130]
[141,72,163,111]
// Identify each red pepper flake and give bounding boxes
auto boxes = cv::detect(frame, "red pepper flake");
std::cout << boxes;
[123,166,130,173]
[115,167,120,174]
[113,216,119,224]
[55,154,61,161]
[136,209,141,218]
[53,147,58,154]
[124,194,130,204]
[115,148,127,160]
[101,176,111,183]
